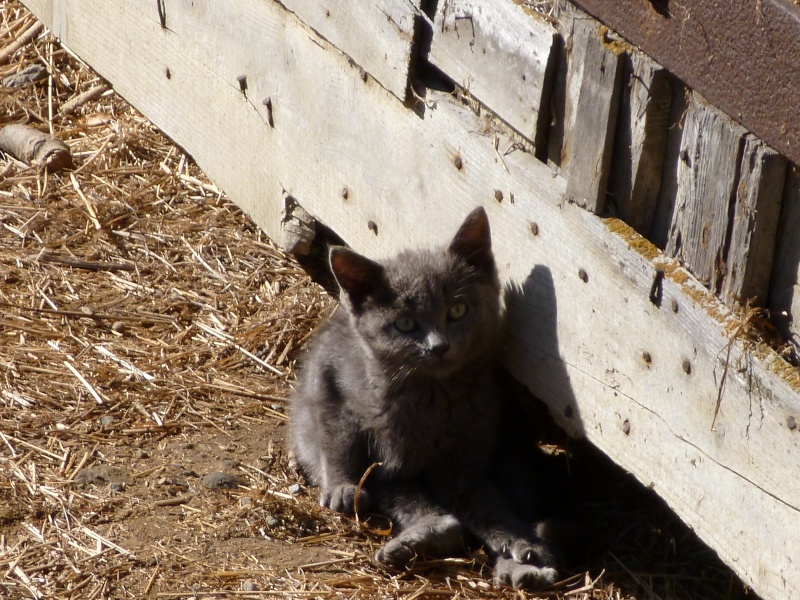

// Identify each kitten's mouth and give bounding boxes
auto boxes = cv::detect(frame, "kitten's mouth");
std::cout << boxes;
[417,353,459,373]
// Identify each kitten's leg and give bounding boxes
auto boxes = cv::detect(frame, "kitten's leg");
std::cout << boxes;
[292,371,372,515]
[292,412,372,515]
[374,485,465,567]
[455,482,558,589]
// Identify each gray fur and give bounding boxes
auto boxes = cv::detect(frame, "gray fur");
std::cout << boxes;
[290,207,558,590]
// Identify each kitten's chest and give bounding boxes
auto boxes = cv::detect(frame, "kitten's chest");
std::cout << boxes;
[372,376,500,475]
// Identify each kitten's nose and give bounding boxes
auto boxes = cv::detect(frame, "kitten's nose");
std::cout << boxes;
[427,338,450,357]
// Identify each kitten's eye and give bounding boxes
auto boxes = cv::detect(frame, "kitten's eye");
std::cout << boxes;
[447,302,468,321]
[394,316,418,333]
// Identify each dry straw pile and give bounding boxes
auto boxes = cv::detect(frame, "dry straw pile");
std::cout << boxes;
[0,2,751,599]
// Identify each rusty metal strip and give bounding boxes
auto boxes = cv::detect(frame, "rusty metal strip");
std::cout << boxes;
[572,0,800,165]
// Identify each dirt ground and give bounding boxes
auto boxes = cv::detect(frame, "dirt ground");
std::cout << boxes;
[0,3,753,599]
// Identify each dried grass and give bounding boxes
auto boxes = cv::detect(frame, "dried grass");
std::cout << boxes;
[0,2,751,599]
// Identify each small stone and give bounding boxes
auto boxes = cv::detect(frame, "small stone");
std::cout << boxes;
[100,415,115,427]
[241,581,258,592]
[240,497,253,508]
[111,321,127,333]
[109,482,125,493]
[202,472,247,490]
[287,483,301,495]
[266,516,280,528]
[269,403,285,413]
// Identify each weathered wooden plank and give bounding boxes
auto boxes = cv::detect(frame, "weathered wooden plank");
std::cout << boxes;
[572,0,800,167]
[429,0,557,152]
[769,166,800,341]
[23,2,800,598]
[274,0,419,101]
[665,95,745,291]
[561,17,623,214]
[649,80,687,249]
[607,52,673,236]
[721,136,787,307]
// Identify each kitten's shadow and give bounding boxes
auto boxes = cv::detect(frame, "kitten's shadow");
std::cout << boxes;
[502,265,584,437]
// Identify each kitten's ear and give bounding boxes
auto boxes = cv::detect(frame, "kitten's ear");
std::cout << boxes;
[330,246,388,310]
[449,207,495,272]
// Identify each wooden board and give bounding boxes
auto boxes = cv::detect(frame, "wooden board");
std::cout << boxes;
[649,80,687,249]
[721,136,787,307]
[572,0,800,167]
[23,1,800,598]
[769,166,800,341]
[561,17,622,214]
[664,95,745,291]
[429,0,558,152]
[606,52,673,236]
[279,0,419,101]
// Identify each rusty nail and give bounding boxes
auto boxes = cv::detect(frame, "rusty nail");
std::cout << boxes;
[262,97,274,128]
[682,359,692,375]
[494,189,503,202]
[529,222,539,236]
[157,0,167,28]
[368,220,378,235]
[578,268,589,283]
[642,351,652,365]
[236,74,247,93]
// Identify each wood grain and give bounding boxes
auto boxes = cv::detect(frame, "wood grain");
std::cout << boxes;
[279,0,419,101]
[665,94,745,291]
[607,52,673,235]
[430,0,557,152]
[722,135,787,306]
[561,17,623,214]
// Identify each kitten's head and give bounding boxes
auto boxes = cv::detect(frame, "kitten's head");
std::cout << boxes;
[329,207,501,378]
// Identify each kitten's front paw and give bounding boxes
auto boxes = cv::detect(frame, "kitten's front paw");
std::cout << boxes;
[375,514,464,567]
[319,484,371,515]
[505,539,556,567]
[375,539,416,566]
[493,557,558,590]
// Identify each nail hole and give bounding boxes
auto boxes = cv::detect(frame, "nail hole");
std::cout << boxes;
[682,359,692,375]
[367,220,378,235]
[622,419,631,435]
[494,190,503,202]
[578,268,589,283]
[165,67,171,79]
[453,155,463,170]
[788,416,797,430]
[671,299,679,313]
[642,351,652,366]
[529,222,539,236]
[341,187,349,200]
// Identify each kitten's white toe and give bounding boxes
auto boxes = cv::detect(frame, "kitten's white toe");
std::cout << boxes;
[320,484,371,515]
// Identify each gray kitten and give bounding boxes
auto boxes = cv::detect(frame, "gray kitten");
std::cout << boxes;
[290,207,558,589]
